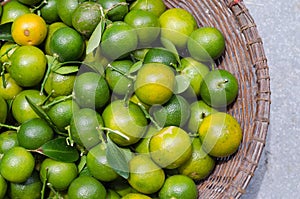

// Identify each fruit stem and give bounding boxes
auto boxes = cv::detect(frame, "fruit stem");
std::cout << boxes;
[40,168,48,199]
[66,126,75,147]
[100,127,130,141]
[0,123,19,131]
[42,94,73,109]
[30,0,47,13]
[136,102,162,130]
[123,82,135,106]
[107,63,136,80]
[104,2,128,15]
[96,126,108,147]
[0,63,6,88]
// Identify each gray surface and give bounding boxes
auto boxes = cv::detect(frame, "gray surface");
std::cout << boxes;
[241,0,300,198]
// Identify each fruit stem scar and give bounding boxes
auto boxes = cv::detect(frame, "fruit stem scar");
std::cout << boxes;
[24,29,30,36]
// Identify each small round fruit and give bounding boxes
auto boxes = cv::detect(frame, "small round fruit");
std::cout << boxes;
[134,63,175,105]
[0,174,7,199]
[17,118,54,150]
[11,89,46,123]
[0,147,35,183]
[102,100,148,146]
[73,72,110,109]
[159,175,198,199]
[68,176,107,199]
[0,1,30,25]
[101,21,138,60]
[178,137,215,181]
[57,0,79,26]
[188,27,225,61]
[8,45,47,87]
[49,27,85,62]
[199,112,242,157]
[40,0,60,24]
[70,108,104,149]
[0,73,23,100]
[98,0,128,21]
[0,131,19,154]
[87,143,119,182]
[159,8,197,49]
[40,158,78,191]
[11,13,47,46]
[128,155,165,194]
[72,1,102,38]
[149,126,192,169]
[200,69,239,108]
[129,0,166,17]
[9,170,42,199]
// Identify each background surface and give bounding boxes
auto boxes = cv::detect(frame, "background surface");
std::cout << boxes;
[242,0,300,198]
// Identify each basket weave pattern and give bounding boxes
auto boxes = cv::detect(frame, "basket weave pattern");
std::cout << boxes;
[163,0,271,198]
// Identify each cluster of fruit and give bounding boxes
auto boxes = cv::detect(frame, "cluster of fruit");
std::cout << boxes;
[0,0,243,198]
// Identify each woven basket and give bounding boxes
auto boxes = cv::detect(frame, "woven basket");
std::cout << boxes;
[162,0,271,198]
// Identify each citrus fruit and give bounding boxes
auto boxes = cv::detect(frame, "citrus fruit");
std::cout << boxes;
[134,63,175,105]
[0,96,7,124]
[106,189,121,199]
[40,158,78,190]
[0,146,35,183]
[188,27,225,61]
[9,170,42,199]
[70,108,104,149]
[133,125,158,154]
[199,112,243,157]
[0,174,7,199]
[200,69,239,108]
[149,126,192,169]
[11,13,47,46]
[129,0,166,17]
[107,177,137,197]
[47,99,79,132]
[40,0,60,24]
[17,0,42,6]
[124,9,160,46]
[150,94,191,127]
[121,193,151,199]
[87,143,119,182]
[143,48,178,68]
[49,26,85,62]
[131,48,149,61]
[158,175,198,199]
[101,21,138,60]
[73,72,110,109]
[97,0,128,21]
[44,22,68,55]
[159,8,197,49]
[11,89,46,123]
[72,1,102,38]
[102,99,148,146]
[0,42,19,63]
[0,1,30,24]
[180,57,210,97]
[128,154,165,194]
[187,100,218,134]
[105,59,134,96]
[8,45,47,87]
[0,73,23,100]
[0,131,19,154]
[178,137,215,181]
[44,71,76,97]
[17,118,54,150]
[57,0,79,26]
[68,176,107,199]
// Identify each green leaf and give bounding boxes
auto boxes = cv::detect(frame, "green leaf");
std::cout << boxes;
[38,138,79,162]
[129,61,143,74]
[86,19,105,55]
[0,22,13,42]
[25,96,61,134]
[54,66,79,75]
[77,155,87,173]
[106,136,130,179]
[160,37,181,66]
[174,75,190,94]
